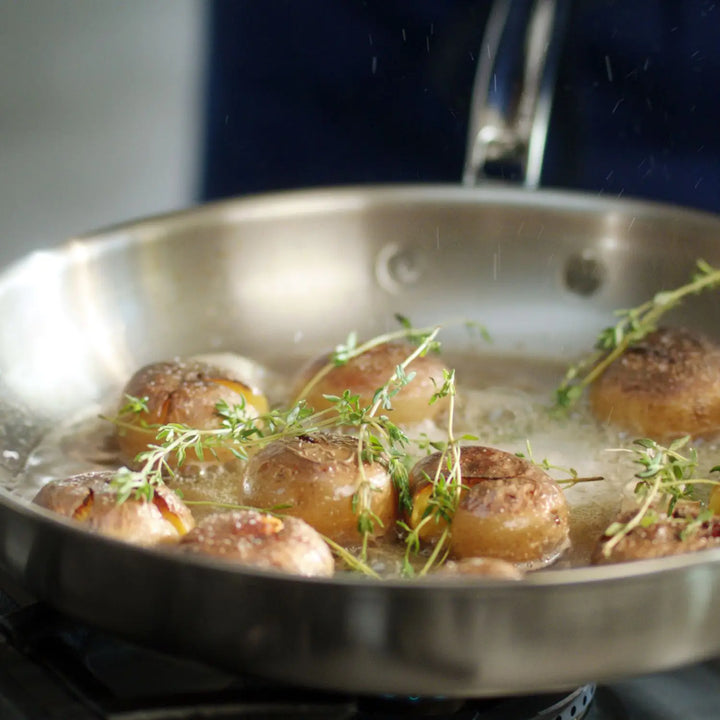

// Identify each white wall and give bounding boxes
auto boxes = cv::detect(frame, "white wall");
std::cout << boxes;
[0,0,205,268]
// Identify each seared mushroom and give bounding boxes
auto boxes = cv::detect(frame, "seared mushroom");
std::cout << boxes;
[592,507,720,564]
[589,327,720,440]
[116,358,268,465]
[433,557,524,580]
[178,510,334,577]
[242,433,397,545]
[33,471,194,545]
[408,446,569,567]
[291,341,449,424]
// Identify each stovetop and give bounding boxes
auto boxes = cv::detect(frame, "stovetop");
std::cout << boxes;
[0,580,717,720]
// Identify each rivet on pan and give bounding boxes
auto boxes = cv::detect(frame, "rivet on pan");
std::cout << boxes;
[375,243,425,294]
[563,253,605,297]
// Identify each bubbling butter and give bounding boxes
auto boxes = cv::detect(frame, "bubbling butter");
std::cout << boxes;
[12,351,716,572]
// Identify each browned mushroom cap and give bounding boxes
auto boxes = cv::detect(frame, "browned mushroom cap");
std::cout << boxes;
[589,327,720,440]
[433,557,524,580]
[592,509,720,564]
[116,359,269,465]
[408,446,569,567]
[33,470,195,545]
[242,433,397,545]
[291,341,449,424]
[178,510,334,577]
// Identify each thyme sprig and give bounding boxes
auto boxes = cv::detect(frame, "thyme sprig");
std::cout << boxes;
[515,440,603,488]
[110,397,334,502]
[325,327,442,559]
[601,436,720,557]
[399,368,467,577]
[554,259,720,410]
[113,424,219,503]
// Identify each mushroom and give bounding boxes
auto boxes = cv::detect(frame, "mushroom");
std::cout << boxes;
[33,470,194,545]
[592,506,720,564]
[242,433,397,545]
[433,557,524,580]
[116,358,268,465]
[407,446,569,568]
[178,510,334,577]
[589,327,720,440]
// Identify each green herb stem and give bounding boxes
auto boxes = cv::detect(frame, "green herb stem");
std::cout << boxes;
[402,369,462,575]
[419,527,451,577]
[602,472,664,557]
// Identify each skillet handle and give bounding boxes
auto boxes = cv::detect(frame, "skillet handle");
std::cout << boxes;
[462,0,570,188]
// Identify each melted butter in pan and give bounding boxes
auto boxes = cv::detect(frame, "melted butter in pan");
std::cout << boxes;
[11,352,718,570]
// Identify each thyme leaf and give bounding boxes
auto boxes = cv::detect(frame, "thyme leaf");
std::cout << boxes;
[118,393,149,416]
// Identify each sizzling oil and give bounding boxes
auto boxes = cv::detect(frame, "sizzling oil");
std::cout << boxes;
[11,352,718,572]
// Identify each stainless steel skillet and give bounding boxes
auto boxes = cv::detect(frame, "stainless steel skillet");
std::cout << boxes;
[1,185,720,697]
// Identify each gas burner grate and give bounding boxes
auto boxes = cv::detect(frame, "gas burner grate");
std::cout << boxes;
[0,599,595,720]
[355,684,595,719]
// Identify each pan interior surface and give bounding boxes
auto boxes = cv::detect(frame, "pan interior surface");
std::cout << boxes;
[1,185,720,696]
